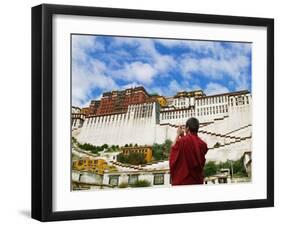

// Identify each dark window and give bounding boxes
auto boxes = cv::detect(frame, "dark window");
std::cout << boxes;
[154,173,164,185]
[129,174,139,185]
[109,175,119,186]
[218,177,227,184]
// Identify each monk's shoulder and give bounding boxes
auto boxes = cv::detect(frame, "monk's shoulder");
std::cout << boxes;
[197,136,208,149]
[174,135,189,146]
[181,134,192,143]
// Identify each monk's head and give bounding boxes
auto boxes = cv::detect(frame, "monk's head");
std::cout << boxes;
[185,117,199,134]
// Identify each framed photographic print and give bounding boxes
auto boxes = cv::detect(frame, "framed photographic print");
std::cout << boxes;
[31,4,274,221]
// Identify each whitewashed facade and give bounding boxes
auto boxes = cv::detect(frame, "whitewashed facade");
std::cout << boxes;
[72,107,85,130]
[74,90,252,163]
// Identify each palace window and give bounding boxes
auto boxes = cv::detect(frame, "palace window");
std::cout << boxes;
[129,174,139,185]
[109,175,119,186]
[242,96,245,105]
[154,173,165,185]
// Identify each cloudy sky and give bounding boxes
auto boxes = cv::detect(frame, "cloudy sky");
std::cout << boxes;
[72,34,252,107]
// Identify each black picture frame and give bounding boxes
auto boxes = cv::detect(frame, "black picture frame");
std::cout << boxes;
[31,4,274,222]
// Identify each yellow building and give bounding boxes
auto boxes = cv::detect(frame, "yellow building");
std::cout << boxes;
[121,146,153,162]
[156,96,167,107]
[175,90,205,98]
[150,94,167,107]
[72,158,108,174]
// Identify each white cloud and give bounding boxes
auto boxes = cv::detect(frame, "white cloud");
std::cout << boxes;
[179,55,250,90]
[168,80,182,93]
[158,39,251,59]
[114,61,157,85]
[160,40,252,91]
[166,79,192,96]
[112,38,176,76]
[121,82,143,89]
[138,39,176,73]
[72,35,119,106]
[72,35,251,107]
[72,35,104,62]
[72,59,118,106]
[154,54,176,73]
[205,82,229,95]
[112,37,139,47]
[109,38,177,85]
[158,39,223,57]
[130,62,157,84]
[157,39,184,47]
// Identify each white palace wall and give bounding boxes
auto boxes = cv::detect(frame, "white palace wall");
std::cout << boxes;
[77,102,158,146]
[77,102,251,145]
[75,93,252,162]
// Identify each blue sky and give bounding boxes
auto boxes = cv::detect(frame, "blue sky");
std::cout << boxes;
[72,35,252,107]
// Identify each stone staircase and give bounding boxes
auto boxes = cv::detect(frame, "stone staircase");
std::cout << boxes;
[109,160,144,171]
[207,135,251,150]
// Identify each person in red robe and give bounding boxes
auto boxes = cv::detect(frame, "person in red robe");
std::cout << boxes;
[169,117,208,185]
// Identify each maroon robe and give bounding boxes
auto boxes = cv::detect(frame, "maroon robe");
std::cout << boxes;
[169,133,208,185]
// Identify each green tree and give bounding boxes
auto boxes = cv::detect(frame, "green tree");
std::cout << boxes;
[90,149,98,154]
[150,92,159,96]
[117,152,146,165]
[118,182,128,188]
[128,152,146,165]
[72,137,77,143]
[218,159,231,170]
[214,142,221,148]
[232,157,247,176]
[204,161,218,177]
[130,179,151,187]
[117,153,126,163]
[163,139,172,158]
[101,144,108,150]
[152,143,163,161]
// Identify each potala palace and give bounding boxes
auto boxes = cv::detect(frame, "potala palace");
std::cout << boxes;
[71,86,252,189]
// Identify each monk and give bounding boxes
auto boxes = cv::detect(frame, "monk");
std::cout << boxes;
[169,117,208,185]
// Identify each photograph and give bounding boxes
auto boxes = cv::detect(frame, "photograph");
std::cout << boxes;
[71,34,252,191]
[31,3,274,221]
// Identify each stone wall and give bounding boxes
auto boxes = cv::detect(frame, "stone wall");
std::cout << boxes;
[75,95,252,162]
